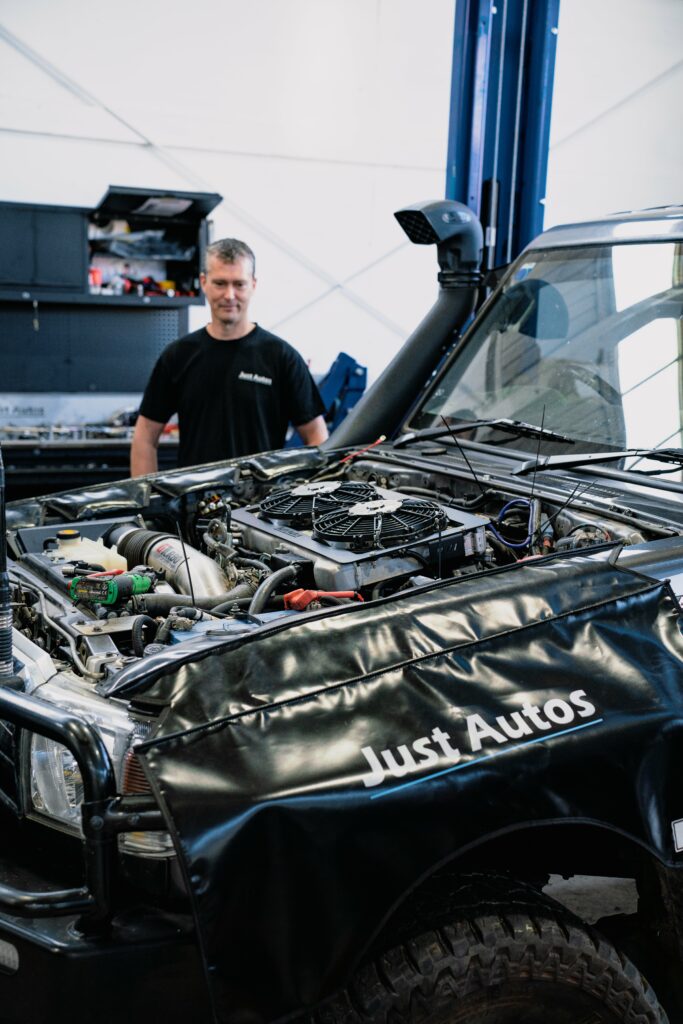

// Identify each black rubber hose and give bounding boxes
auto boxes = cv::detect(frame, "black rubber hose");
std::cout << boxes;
[238,547,273,560]
[130,585,259,616]
[131,615,158,657]
[209,582,256,607]
[155,618,174,645]
[248,565,298,615]
[110,528,166,568]
[213,595,286,613]
[167,605,203,620]
[212,582,266,615]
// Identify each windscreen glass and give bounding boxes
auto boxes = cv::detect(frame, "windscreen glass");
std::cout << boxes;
[410,242,683,456]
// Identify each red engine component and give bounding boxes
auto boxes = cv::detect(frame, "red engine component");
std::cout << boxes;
[284,588,364,611]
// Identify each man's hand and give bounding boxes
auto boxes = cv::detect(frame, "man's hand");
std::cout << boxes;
[130,415,166,476]
[296,415,329,447]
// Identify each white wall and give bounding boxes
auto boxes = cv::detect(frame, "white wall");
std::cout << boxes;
[1,0,681,400]
[0,0,456,386]
[545,0,683,228]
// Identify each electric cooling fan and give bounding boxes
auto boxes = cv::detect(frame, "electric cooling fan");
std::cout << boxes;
[312,497,447,550]
[259,481,379,527]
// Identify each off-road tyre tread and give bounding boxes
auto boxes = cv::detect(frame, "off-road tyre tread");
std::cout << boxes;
[314,881,667,1024]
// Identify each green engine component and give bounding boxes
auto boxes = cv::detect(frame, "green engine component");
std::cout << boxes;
[68,571,153,606]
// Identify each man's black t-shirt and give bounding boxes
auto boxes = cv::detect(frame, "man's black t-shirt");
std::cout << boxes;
[139,326,325,467]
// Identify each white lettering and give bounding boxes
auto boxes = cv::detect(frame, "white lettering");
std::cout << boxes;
[521,702,552,730]
[496,711,533,739]
[238,370,272,386]
[430,726,461,761]
[360,689,600,789]
[412,736,440,768]
[361,746,386,788]
[467,714,507,752]
[569,689,597,718]
[381,744,417,777]
[543,698,575,725]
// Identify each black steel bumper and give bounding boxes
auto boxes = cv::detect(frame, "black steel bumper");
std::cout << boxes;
[0,683,212,1021]
[0,907,211,1024]
[0,682,166,926]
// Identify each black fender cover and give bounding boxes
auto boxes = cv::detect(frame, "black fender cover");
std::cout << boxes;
[136,549,683,1022]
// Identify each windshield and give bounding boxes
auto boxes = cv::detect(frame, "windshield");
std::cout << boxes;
[410,241,683,455]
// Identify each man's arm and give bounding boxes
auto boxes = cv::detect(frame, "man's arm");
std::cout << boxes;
[131,415,166,476]
[295,415,329,447]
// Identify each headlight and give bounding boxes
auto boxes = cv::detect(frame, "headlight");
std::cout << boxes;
[23,675,174,858]
[30,734,85,830]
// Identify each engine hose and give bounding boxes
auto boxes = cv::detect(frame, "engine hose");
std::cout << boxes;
[213,595,286,613]
[167,605,204,620]
[155,618,174,645]
[238,546,273,560]
[131,615,158,657]
[111,526,229,597]
[211,583,266,615]
[233,557,271,573]
[132,584,256,617]
[112,528,164,568]
[203,533,236,559]
[248,565,298,615]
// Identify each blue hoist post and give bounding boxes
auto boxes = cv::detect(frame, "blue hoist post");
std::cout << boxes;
[446,0,561,270]
[286,352,367,447]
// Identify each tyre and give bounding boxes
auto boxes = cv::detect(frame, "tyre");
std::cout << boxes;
[315,891,668,1024]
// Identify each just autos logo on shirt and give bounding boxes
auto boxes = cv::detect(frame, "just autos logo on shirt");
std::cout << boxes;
[238,371,273,386]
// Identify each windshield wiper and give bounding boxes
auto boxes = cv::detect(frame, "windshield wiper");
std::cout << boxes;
[393,418,576,449]
[513,447,683,476]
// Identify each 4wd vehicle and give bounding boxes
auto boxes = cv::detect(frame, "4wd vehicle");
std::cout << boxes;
[1,201,683,1024]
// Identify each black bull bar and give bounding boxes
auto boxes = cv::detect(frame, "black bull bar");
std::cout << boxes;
[0,682,165,929]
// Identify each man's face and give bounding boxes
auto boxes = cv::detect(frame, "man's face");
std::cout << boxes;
[201,254,256,330]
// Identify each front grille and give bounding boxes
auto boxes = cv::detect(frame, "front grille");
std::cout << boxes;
[122,749,151,794]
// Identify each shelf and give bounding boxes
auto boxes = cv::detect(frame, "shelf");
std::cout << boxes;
[0,186,222,307]
[0,186,222,422]
[0,438,178,450]
[0,289,204,307]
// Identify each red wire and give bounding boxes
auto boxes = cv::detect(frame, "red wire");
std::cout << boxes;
[339,435,386,464]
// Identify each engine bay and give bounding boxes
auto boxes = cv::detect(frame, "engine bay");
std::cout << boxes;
[2,443,681,864]
[6,454,657,687]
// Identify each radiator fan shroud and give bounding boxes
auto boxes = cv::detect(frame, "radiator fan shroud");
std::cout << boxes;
[259,481,379,528]
[312,498,447,550]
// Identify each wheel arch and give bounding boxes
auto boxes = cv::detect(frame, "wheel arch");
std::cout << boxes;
[356,818,670,967]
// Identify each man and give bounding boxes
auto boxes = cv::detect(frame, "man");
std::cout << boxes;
[130,238,328,475]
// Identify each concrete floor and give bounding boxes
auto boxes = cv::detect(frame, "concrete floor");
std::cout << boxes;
[543,874,681,1020]
[543,873,638,922]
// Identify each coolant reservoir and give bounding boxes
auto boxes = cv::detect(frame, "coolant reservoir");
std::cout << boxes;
[50,529,128,571]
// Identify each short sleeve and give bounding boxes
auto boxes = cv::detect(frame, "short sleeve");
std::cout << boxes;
[138,349,178,424]
[282,346,326,426]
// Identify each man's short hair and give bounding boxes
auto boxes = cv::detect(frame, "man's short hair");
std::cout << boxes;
[203,238,256,276]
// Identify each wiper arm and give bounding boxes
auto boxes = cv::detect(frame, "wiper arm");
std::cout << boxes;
[513,447,683,476]
[393,418,576,449]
